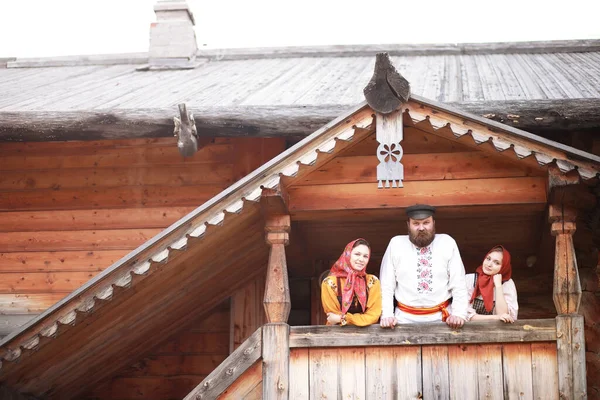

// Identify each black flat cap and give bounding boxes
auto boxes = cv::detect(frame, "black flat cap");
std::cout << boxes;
[406,204,436,220]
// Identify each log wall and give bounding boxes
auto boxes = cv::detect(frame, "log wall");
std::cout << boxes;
[0,137,285,336]
[84,302,231,400]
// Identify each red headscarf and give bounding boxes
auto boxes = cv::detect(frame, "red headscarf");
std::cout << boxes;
[329,238,370,314]
[471,245,512,312]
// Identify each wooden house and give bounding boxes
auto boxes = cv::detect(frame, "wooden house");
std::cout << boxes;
[1,47,599,398]
[1,2,599,398]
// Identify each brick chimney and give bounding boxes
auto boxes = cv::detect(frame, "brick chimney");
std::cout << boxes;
[149,0,198,69]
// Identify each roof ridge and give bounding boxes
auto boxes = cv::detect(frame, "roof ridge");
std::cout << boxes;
[6,39,600,68]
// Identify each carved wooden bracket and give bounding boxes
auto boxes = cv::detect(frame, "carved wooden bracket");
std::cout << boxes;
[173,103,199,157]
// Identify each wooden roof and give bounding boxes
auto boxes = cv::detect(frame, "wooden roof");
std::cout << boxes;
[1,40,600,141]
[0,95,599,398]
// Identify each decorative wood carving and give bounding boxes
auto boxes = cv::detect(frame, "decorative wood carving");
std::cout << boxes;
[364,52,410,114]
[173,103,198,157]
[263,214,291,323]
[548,165,583,315]
[376,110,404,188]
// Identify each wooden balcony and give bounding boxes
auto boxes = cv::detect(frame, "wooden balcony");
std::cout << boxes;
[187,317,585,399]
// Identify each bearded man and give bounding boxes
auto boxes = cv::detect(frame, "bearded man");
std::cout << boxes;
[379,204,468,329]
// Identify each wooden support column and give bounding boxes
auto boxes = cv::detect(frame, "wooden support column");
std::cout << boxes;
[556,315,587,399]
[261,186,291,399]
[548,165,588,399]
[549,204,581,314]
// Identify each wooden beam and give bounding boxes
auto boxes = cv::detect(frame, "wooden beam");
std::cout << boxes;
[2,99,600,142]
[262,323,289,400]
[289,320,557,348]
[260,186,290,217]
[556,315,587,399]
[288,177,547,212]
[183,328,262,400]
[0,385,40,400]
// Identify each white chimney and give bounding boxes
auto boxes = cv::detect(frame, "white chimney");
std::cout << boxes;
[149,0,198,69]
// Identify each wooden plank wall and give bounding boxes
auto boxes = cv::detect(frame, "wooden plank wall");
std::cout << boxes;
[290,343,559,399]
[84,301,231,400]
[0,137,285,336]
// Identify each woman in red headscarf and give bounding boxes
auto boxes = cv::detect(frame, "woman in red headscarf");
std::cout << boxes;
[321,238,382,326]
[466,245,518,323]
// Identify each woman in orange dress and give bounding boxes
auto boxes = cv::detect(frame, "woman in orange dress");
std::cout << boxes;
[321,238,382,326]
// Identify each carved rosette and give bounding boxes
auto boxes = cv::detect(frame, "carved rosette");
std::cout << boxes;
[376,110,404,188]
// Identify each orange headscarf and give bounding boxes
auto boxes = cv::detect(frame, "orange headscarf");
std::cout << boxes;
[329,239,370,314]
[470,245,512,312]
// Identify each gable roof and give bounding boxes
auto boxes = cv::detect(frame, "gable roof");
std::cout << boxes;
[1,94,599,398]
[1,40,600,142]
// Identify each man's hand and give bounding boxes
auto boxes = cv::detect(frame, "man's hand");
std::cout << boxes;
[497,313,515,323]
[446,315,465,329]
[380,316,397,328]
[492,274,503,287]
[327,312,341,325]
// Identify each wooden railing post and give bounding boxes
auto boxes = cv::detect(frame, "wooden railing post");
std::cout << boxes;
[261,186,291,400]
[549,204,581,315]
[548,165,587,400]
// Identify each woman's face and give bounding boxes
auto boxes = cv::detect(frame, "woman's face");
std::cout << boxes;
[350,244,370,272]
[483,250,503,276]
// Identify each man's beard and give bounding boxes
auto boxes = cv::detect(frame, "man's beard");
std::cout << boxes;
[409,227,436,248]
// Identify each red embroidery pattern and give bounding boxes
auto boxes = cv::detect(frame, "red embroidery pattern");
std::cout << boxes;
[416,246,433,293]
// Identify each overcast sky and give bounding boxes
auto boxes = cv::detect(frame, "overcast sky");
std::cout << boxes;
[1,0,599,58]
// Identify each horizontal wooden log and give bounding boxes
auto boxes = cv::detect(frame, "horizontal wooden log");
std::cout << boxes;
[0,143,232,170]
[0,185,224,211]
[0,314,35,337]
[291,203,546,222]
[0,250,128,272]
[0,164,233,190]
[121,354,227,376]
[184,328,262,400]
[154,332,231,355]
[289,177,547,211]
[1,99,599,142]
[297,152,543,186]
[0,271,101,293]
[0,207,195,232]
[0,293,66,314]
[0,229,160,252]
[88,376,205,400]
[289,319,557,348]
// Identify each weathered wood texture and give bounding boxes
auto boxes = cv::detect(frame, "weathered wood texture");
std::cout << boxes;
[2,99,600,142]
[86,302,231,400]
[0,136,284,327]
[262,323,290,400]
[218,361,263,400]
[556,314,588,400]
[184,327,262,400]
[289,341,559,400]
[230,275,266,351]
[289,320,557,347]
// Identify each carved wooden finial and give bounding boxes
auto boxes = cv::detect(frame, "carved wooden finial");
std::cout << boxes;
[173,103,198,157]
[364,52,410,114]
